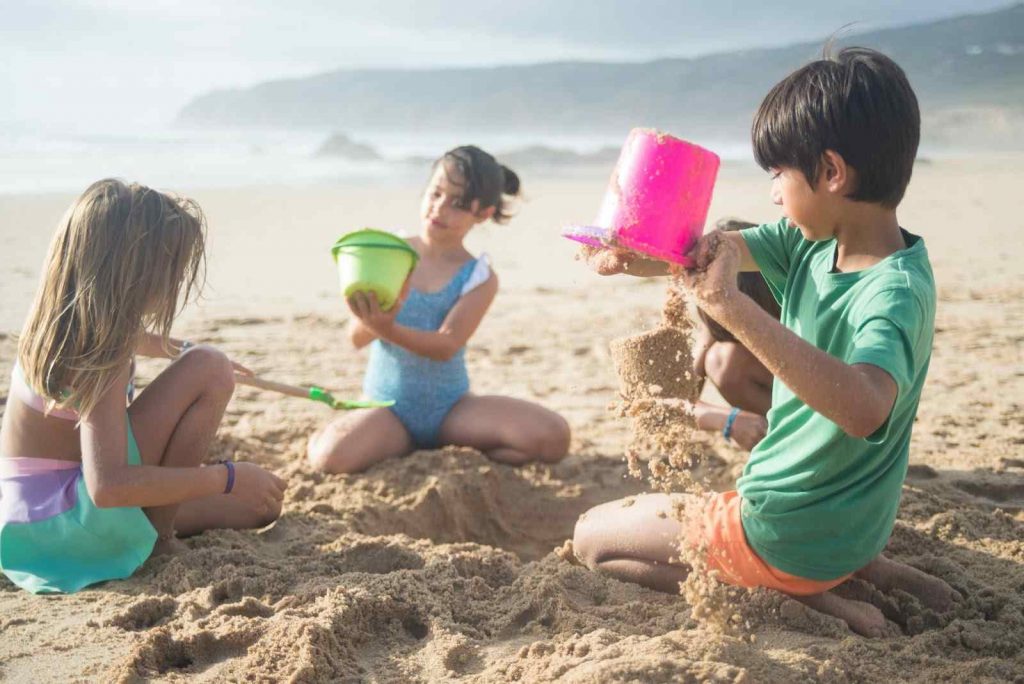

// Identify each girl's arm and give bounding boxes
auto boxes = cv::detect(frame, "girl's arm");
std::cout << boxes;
[350,273,499,362]
[79,366,228,508]
[694,401,767,451]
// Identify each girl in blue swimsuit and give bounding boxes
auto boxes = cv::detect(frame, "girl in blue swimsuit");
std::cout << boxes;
[308,146,571,473]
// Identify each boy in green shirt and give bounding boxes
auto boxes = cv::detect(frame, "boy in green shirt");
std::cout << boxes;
[573,47,959,637]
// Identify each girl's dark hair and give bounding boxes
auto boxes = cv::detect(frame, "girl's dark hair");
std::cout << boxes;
[698,219,781,343]
[435,145,521,223]
[752,46,920,208]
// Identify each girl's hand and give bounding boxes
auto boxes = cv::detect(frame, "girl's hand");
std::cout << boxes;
[347,278,411,339]
[728,411,769,451]
[229,462,287,515]
[679,232,741,315]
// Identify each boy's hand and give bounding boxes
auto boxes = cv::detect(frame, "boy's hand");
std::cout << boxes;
[679,232,741,316]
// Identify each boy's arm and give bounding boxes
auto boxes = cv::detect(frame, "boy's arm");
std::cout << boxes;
[683,233,897,438]
[711,295,896,438]
[581,231,759,277]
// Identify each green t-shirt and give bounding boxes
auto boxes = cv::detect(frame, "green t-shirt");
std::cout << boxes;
[738,218,935,580]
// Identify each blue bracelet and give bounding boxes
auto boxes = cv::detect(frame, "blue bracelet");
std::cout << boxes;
[218,460,235,494]
[722,407,741,441]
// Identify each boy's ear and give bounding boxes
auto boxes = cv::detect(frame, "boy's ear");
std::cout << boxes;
[820,150,852,195]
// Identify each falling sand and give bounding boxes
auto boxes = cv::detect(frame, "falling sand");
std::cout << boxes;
[607,276,761,635]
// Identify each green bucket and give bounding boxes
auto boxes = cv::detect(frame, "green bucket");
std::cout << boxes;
[331,229,419,311]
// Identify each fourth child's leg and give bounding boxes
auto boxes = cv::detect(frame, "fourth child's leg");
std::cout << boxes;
[704,341,773,416]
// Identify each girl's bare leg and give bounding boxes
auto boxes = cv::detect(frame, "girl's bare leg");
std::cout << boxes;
[128,346,269,550]
[704,341,773,415]
[307,407,412,474]
[437,394,570,466]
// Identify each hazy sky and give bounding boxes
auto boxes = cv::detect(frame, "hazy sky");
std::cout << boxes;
[2,0,1012,130]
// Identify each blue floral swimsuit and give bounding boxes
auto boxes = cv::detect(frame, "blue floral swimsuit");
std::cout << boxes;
[362,255,489,448]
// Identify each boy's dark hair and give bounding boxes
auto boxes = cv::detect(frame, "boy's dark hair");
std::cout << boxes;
[752,46,920,208]
[698,219,781,344]
[436,145,521,223]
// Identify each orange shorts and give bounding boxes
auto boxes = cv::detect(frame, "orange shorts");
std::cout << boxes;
[684,490,850,596]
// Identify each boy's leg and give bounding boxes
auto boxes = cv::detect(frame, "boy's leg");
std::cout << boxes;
[573,493,692,592]
[437,394,570,466]
[792,591,891,638]
[306,407,412,474]
[127,346,238,550]
[704,341,773,416]
[574,494,900,638]
[854,553,961,612]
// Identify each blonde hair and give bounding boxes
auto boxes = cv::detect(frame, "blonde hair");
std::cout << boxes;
[18,179,206,418]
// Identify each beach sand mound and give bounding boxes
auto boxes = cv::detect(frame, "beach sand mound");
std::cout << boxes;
[2,297,1022,683]
[1,160,1023,681]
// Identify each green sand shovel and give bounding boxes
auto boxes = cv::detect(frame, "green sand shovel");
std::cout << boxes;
[235,373,393,410]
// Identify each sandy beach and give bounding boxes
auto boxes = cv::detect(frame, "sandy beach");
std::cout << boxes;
[1,156,1022,682]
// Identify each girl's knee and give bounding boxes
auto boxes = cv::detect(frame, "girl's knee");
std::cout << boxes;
[524,409,573,462]
[306,434,366,475]
[183,345,235,397]
[536,414,571,463]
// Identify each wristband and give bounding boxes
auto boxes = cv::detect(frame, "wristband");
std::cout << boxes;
[218,460,235,494]
[722,407,741,441]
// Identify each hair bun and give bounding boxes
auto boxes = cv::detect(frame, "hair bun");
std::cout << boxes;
[501,166,521,195]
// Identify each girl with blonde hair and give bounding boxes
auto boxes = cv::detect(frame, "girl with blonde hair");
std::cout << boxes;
[0,179,286,593]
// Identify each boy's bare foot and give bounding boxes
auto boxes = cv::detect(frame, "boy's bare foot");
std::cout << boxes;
[795,591,893,638]
[855,554,961,613]
[151,535,189,557]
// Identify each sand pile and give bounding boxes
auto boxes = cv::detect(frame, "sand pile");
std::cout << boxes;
[2,160,1023,681]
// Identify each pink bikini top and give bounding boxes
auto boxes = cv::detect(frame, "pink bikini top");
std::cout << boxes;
[9,361,135,421]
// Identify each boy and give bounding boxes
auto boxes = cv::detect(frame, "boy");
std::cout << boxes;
[573,47,959,637]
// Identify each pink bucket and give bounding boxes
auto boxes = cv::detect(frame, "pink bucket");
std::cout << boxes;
[564,128,720,265]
